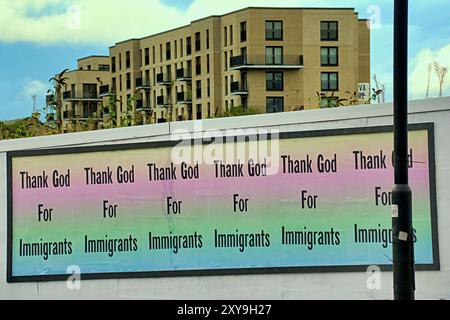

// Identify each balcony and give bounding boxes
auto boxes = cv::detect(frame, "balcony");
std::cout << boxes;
[135,78,151,90]
[176,91,192,104]
[46,94,55,105]
[156,96,172,107]
[99,85,112,97]
[63,91,72,100]
[63,90,102,102]
[230,81,248,95]
[176,69,192,81]
[156,73,171,86]
[230,54,304,70]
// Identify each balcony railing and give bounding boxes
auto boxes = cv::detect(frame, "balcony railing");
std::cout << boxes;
[176,69,192,81]
[63,90,102,101]
[135,78,151,89]
[156,73,171,85]
[230,54,304,70]
[99,85,110,96]
[176,91,192,104]
[63,91,72,100]
[230,81,248,95]
[135,99,144,110]
[156,96,172,107]
[46,94,55,104]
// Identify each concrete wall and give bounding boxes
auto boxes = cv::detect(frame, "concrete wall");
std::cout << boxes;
[1,97,450,300]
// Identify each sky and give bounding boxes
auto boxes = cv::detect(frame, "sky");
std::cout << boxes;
[0,0,449,120]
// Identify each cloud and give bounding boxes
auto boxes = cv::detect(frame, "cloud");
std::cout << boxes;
[409,44,450,99]
[0,0,387,45]
[0,0,188,45]
[20,79,49,99]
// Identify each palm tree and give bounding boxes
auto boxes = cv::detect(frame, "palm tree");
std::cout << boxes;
[434,61,449,98]
[49,68,69,131]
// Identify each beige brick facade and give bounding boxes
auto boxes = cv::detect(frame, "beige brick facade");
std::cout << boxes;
[52,7,370,126]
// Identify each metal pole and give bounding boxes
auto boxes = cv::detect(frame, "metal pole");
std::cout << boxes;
[392,0,415,300]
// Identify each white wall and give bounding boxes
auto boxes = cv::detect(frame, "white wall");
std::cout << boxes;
[1,97,450,300]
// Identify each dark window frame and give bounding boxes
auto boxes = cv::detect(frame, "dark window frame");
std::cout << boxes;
[145,48,150,65]
[265,46,284,65]
[266,71,284,91]
[166,42,171,61]
[266,97,284,113]
[321,72,339,91]
[321,21,339,41]
[265,20,283,41]
[321,47,339,66]
[240,21,247,42]
[125,51,131,69]
[195,32,201,52]
[186,37,192,55]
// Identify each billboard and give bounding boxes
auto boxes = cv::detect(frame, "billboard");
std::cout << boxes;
[6,124,439,282]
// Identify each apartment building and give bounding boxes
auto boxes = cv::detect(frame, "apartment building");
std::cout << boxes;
[46,56,112,129]
[52,7,370,125]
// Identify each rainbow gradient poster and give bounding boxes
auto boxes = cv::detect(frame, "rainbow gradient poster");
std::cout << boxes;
[6,124,439,282]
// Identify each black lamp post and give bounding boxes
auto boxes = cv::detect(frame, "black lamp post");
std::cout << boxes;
[392,0,415,300]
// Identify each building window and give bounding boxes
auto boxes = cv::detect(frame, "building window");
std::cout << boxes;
[207,54,210,73]
[99,64,110,71]
[152,46,156,64]
[111,57,116,73]
[126,73,131,90]
[119,53,122,70]
[195,56,201,75]
[240,21,247,42]
[266,97,284,113]
[160,44,163,62]
[187,37,192,55]
[224,26,228,46]
[225,76,228,95]
[266,72,284,91]
[265,47,283,65]
[119,75,122,91]
[266,21,283,40]
[206,29,210,49]
[321,21,338,41]
[174,41,177,59]
[180,39,184,57]
[126,51,131,69]
[230,25,233,45]
[224,52,228,71]
[321,47,339,66]
[166,42,171,61]
[83,84,97,99]
[196,80,202,99]
[321,72,339,91]
[195,32,201,52]
[320,96,339,109]
[145,48,150,65]
[196,104,202,120]
[207,78,211,97]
